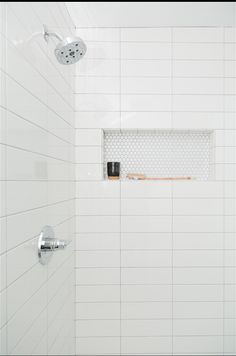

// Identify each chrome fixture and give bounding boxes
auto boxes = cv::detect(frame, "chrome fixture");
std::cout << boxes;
[43,24,87,65]
[38,225,70,265]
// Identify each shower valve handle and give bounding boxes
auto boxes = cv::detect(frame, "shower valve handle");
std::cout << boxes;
[41,238,68,251]
[38,226,70,265]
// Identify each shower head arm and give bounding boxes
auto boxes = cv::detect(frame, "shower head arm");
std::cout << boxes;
[43,25,62,43]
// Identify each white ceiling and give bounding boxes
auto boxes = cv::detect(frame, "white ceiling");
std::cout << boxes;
[66,2,236,28]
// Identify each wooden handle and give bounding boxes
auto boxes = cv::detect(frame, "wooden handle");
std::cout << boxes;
[144,177,192,181]
[127,173,192,181]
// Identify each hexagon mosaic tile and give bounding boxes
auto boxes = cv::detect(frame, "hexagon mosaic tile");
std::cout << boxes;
[104,130,212,180]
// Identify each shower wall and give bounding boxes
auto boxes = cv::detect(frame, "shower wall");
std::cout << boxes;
[0,2,75,355]
[75,27,236,355]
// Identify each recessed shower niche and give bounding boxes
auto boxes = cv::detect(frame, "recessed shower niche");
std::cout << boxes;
[103,130,214,181]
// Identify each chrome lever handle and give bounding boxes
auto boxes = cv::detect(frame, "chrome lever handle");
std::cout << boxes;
[53,239,69,250]
[38,226,70,265]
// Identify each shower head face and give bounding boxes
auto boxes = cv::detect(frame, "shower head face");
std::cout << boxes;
[54,36,87,65]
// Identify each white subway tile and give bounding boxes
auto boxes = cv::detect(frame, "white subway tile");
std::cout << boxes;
[76,146,102,164]
[225,78,236,95]
[121,216,172,233]
[225,251,236,267]
[216,163,235,181]
[173,94,223,111]
[76,267,120,285]
[225,233,236,249]
[225,28,236,43]
[121,59,172,77]
[7,284,47,353]
[173,198,224,215]
[76,302,120,319]
[121,198,172,215]
[76,58,120,76]
[172,112,224,130]
[76,285,120,302]
[121,302,172,319]
[215,147,236,164]
[76,163,103,181]
[173,60,224,77]
[85,41,120,59]
[173,250,223,267]
[75,93,120,111]
[121,233,172,250]
[121,42,171,59]
[122,250,172,267]
[76,129,102,146]
[225,60,236,77]
[122,319,172,336]
[173,336,223,354]
[173,301,223,319]
[11,310,47,356]
[77,216,120,233]
[75,76,120,94]
[77,181,120,198]
[76,250,120,268]
[173,43,223,60]
[173,77,224,94]
[77,198,120,215]
[121,28,171,42]
[121,94,171,111]
[76,233,120,250]
[225,43,236,60]
[225,95,236,111]
[173,28,223,43]
[173,233,223,250]
[121,112,172,129]
[75,111,120,129]
[76,337,120,355]
[77,320,120,337]
[6,238,40,286]
[121,267,172,284]
[224,319,236,336]
[173,285,223,301]
[173,181,224,198]
[173,216,224,233]
[122,336,172,354]
[214,130,236,146]
[173,318,222,336]
[224,302,236,318]
[122,285,172,302]
[225,284,236,301]
[225,182,236,198]
[6,181,47,215]
[76,28,120,42]
[225,268,236,284]
[121,181,171,198]
[121,77,171,94]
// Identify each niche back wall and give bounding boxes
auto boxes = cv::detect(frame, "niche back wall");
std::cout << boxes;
[75,27,236,355]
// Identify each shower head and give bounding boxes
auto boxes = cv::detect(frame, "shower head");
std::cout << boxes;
[43,25,86,65]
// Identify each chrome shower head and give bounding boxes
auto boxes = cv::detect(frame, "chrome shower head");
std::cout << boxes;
[54,36,87,65]
[43,25,87,65]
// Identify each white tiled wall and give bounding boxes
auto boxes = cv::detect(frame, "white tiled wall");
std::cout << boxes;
[75,27,236,355]
[0,2,75,355]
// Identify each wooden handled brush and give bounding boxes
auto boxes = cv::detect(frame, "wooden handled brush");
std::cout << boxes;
[127,173,192,181]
